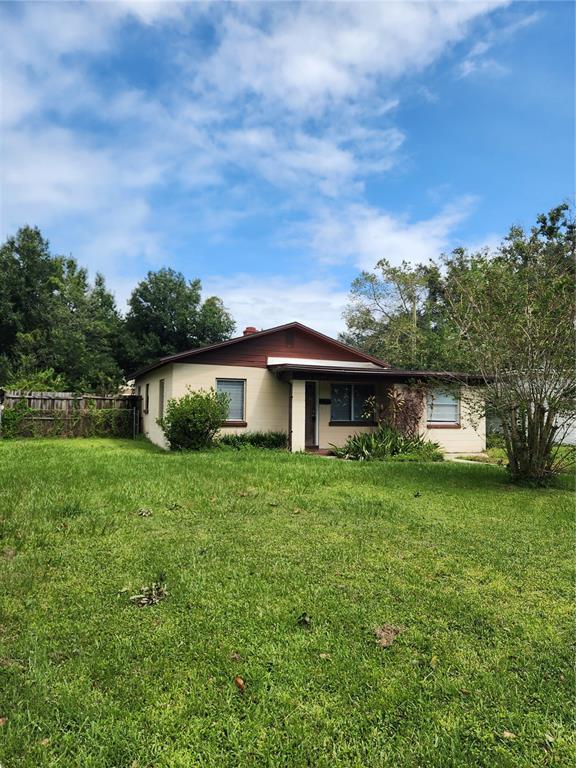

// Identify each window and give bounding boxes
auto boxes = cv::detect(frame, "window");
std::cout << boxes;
[330,384,375,423]
[145,383,150,414]
[217,379,245,422]
[158,379,165,419]
[427,389,460,423]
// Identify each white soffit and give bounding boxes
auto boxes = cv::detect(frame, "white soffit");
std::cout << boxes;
[267,357,381,369]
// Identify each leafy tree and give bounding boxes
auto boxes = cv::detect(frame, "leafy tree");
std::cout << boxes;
[443,204,575,484]
[341,258,465,370]
[124,268,235,372]
[0,227,124,392]
[0,226,61,382]
[343,204,575,484]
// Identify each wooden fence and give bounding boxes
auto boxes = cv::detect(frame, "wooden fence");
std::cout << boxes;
[1,390,141,439]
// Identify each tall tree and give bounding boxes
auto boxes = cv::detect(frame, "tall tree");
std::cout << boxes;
[343,204,575,484]
[123,268,235,372]
[341,258,465,370]
[0,227,124,392]
[443,204,575,484]
[0,226,60,382]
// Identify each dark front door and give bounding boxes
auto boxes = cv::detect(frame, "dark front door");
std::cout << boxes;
[305,382,317,448]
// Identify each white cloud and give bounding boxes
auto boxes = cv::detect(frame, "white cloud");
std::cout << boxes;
[457,9,541,79]
[203,274,350,338]
[307,196,478,270]
[0,0,512,315]
[196,1,507,114]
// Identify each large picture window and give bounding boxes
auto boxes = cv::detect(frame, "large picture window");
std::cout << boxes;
[216,379,245,422]
[330,384,375,424]
[427,389,460,424]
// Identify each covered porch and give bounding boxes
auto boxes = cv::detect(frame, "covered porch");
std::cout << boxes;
[269,362,422,453]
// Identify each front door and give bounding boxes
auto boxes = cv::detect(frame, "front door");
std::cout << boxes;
[305,382,317,448]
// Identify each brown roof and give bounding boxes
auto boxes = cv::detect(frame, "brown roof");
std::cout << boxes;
[131,321,389,378]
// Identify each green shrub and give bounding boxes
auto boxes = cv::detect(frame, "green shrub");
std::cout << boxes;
[486,431,505,449]
[0,401,133,439]
[218,431,288,450]
[158,388,228,451]
[330,425,443,462]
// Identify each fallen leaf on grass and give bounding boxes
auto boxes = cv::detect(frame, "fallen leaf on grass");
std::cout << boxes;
[374,625,403,648]
[234,675,246,693]
[0,718,7,726]
[502,731,517,740]
[39,738,50,747]
[319,653,332,660]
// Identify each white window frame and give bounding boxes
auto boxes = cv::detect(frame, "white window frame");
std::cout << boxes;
[216,378,246,423]
[427,389,460,424]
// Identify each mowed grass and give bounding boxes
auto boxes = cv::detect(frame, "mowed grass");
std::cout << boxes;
[0,439,574,768]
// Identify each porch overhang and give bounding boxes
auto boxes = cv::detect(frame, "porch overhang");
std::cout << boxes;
[268,363,479,383]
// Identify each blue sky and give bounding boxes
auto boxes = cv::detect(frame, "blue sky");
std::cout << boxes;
[1,0,573,336]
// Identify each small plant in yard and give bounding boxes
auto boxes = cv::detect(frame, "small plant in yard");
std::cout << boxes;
[218,431,288,449]
[331,425,442,462]
[158,387,229,450]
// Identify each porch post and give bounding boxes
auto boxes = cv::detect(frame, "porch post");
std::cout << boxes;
[290,380,306,452]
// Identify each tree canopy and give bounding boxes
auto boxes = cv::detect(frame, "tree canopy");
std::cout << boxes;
[123,268,235,373]
[342,203,576,483]
[0,227,236,392]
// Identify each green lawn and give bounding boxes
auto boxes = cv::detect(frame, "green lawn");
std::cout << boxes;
[0,439,574,768]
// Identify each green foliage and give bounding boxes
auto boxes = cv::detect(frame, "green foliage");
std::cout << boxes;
[124,268,235,373]
[341,258,466,370]
[1,402,132,439]
[330,425,443,462]
[159,387,229,451]
[443,204,575,484]
[0,227,124,392]
[218,431,288,450]
[5,367,67,392]
[486,432,505,450]
[0,227,236,390]
[343,204,575,485]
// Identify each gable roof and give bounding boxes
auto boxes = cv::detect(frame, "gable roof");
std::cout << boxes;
[132,321,389,378]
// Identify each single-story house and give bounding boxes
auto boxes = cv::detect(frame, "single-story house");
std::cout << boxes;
[133,322,485,453]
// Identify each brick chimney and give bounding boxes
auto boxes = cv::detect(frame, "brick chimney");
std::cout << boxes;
[243,326,258,336]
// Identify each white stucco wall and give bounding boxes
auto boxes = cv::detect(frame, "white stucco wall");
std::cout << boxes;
[172,363,290,436]
[137,364,173,449]
[421,384,486,453]
[136,363,485,455]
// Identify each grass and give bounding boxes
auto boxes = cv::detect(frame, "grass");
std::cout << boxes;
[0,438,574,768]
[459,445,575,470]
